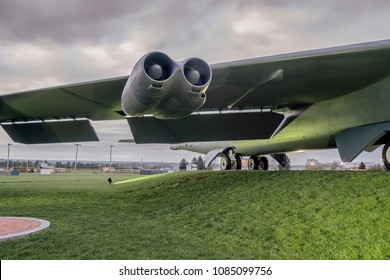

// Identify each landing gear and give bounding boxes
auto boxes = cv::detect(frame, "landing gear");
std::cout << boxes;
[248,156,259,170]
[234,155,242,170]
[258,156,269,170]
[248,156,269,170]
[220,153,231,170]
[220,152,271,171]
[382,143,390,171]
[271,153,291,170]
[219,150,242,170]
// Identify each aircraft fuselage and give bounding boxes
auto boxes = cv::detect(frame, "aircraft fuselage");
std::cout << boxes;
[171,76,390,161]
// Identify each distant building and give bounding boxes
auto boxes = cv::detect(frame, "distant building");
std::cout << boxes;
[40,169,54,175]
[39,161,55,174]
[101,167,115,172]
[186,164,198,171]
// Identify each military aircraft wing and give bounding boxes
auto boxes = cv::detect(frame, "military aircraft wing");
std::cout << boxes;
[1,39,390,144]
[127,39,390,143]
[204,39,390,111]
[0,76,127,122]
[0,76,127,143]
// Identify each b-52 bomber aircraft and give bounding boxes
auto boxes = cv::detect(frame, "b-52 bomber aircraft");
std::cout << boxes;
[1,40,390,170]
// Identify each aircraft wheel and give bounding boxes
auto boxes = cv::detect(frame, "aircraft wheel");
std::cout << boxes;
[220,153,232,170]
[258,156,269,171]
[248,156,259,170]
[231,157,237,170]
[235,155,242,170]
[382,143,390,171]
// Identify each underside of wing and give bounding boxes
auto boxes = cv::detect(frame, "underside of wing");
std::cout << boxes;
[0,76,127,144]
[2,40,390,145]
[127,112,284,143]
[205,40,390,111]
[124,40,390,144]
[0,76,127,123]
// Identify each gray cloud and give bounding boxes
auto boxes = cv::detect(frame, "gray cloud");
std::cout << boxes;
[0,0,143,43]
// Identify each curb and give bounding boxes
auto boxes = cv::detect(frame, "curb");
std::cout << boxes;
[0,217,50,242]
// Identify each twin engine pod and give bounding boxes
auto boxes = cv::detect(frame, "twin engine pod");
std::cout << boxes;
[121,52,212,119]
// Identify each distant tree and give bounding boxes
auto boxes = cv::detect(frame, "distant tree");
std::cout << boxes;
[179,158,188,171]
[197,155,205,170]
[305,159,324,170]
[369,164,384,171]
[358,162,366,170]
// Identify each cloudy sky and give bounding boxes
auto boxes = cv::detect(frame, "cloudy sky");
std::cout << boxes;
[0,0,389,164]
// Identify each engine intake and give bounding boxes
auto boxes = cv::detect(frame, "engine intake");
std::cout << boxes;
[182,58,212,87]
[144,52,174,81]
[121,52,211,119]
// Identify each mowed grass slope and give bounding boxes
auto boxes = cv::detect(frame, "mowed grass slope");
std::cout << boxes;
[0,171,389,260]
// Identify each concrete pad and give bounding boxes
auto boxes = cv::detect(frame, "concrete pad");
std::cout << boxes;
[0,217,50,242]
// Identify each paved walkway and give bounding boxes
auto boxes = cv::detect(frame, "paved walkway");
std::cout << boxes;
[0,217,50,242]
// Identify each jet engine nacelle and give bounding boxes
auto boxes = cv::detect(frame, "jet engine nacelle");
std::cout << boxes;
[121,52,212,119]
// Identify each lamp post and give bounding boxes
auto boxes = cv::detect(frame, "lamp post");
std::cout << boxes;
[6,143,12,171]
[109,145,114,174]
[74,144,81,171]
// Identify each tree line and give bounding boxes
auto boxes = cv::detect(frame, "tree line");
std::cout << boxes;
[0,160,104,169]
[0,160,174,170]
[179,156,206,170]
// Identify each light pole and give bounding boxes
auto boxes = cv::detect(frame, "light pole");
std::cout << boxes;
[6,143,12,171]
[109,145,114,174]
[74,144,81,171]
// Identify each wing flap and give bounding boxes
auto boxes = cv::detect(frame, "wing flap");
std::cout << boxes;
[1,120,99,144]
[127,112,284,143]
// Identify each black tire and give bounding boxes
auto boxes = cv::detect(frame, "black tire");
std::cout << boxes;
[259,156,269,171]
[235,155,242,170]
[220,153,232,170]
[382,143,390,171]
[248,156,259,170]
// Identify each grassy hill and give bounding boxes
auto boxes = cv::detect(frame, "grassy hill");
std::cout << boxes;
[0,171,389,259]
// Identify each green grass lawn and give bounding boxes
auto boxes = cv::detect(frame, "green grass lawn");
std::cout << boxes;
[0,171,389,260]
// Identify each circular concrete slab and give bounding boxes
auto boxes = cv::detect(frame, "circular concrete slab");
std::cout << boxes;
[0,217,50,242]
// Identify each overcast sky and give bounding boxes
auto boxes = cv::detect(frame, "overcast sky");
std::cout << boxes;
[0,0,389,164]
